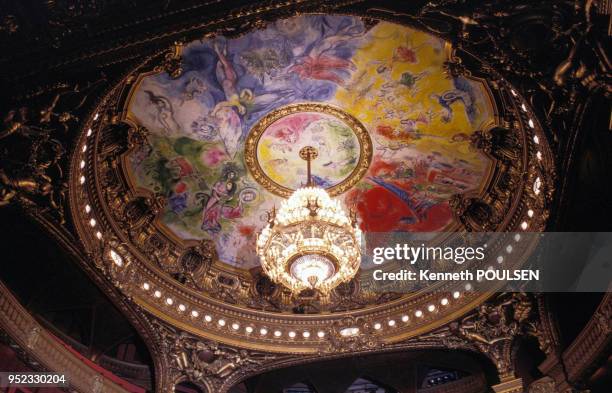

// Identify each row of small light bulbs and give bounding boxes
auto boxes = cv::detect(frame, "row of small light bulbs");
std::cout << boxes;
[80,114,131,272]
[509,88,544,199]
[372,290,464,331]
[463,85,547,286]
[81,114,105,242]
[141,280,326,339]
[105,236,541,338]
[137,277,470,338]
[508,88,543,254]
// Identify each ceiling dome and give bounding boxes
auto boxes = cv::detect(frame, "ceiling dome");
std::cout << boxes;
[70,13,553,353]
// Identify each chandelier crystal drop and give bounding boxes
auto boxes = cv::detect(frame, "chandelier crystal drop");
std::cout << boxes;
[256,146,362,295]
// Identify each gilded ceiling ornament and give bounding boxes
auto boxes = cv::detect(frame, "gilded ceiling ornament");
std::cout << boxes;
[155,42,184,79]
[153,319,281,389]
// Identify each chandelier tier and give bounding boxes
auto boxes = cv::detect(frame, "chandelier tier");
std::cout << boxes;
[256,146,362,295]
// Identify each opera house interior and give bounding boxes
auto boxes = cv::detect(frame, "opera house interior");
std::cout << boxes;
[0,1,610,392]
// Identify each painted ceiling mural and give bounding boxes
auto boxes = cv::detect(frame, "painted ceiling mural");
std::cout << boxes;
[126,15,494,269]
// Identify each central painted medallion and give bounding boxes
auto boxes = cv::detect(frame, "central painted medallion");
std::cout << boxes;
[245,103,372,197]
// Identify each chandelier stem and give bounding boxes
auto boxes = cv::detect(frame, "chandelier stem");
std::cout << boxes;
[306,156,312,186]
[299,146,318,187]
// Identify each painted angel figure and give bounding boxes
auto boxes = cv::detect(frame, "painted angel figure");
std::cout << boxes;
[211,40,255,159]
[288,18,365,86]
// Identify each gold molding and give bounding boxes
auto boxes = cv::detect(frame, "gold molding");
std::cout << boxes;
[0,280,131,393]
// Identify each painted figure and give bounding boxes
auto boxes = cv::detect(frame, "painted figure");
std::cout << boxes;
[289,19,364,85]
[211,41,252,159]
[200,170,242,234]
[144,90,180,134]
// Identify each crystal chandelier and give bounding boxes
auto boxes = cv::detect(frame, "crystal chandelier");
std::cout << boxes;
[256,146,362,295]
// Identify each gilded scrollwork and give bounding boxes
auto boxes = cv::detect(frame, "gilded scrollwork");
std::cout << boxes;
[444,55,471,78]
[154,43,184,79]
[172,240,216,289]
[451,120,530,232]
[418,293,553,379]
[153,319,280,390]
[0,108,67,223]
[323,316,384,354]
[528,376,557,393]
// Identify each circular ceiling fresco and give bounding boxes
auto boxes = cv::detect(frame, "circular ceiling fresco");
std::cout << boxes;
[70,11,553,353]
[245,103,372,197]
[125,15,494,269]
